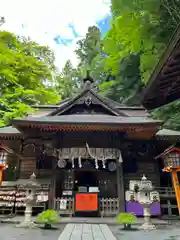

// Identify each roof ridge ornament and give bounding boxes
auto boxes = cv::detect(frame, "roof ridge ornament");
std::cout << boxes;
[83,70,98,93]
[83,70,94,90]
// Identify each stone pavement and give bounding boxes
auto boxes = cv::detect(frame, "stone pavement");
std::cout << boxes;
[110,225,180,240]
[0,223,64,240]
[58,224,116,240]
[0,215,169,225]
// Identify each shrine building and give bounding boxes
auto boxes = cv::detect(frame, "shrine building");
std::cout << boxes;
[0,77,179,217]
[142,25,180,110]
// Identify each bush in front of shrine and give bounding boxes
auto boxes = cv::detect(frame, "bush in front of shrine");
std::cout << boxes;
[36,209,60,229]
[116,213,137,230]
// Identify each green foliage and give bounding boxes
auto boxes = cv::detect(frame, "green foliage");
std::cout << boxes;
[56,26,109,99]
[0,31,60,126]
[103,9,165,83]
[75,26,101,69]
[36,209,60,226]
[102,0,180,129]
[151,100,180,130]
[116,213,137,225]
[1,0,178,132]
[55,60,80,99]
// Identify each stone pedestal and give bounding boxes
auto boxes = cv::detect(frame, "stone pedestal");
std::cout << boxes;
[139,204,156,230]
[17,204,36,228]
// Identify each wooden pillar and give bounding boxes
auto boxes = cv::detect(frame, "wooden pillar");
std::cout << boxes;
[171,169,180,215]
[116,158,125,212]
[16,155,21,180]
[72,170,75,216]
[48,158,56,209]
[0,166,3,184]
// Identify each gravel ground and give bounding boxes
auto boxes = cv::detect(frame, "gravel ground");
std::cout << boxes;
[110,225,180,240]
[0,223,66,240]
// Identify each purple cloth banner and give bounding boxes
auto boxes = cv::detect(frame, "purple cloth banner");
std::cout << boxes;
[125,201,161,216]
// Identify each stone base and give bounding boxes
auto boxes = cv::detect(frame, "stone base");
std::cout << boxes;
[16,221,37,229]
[139,223,156,231]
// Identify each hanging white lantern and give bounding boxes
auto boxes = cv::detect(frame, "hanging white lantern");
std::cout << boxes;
[57,159,67,168]
[108,161,116,172]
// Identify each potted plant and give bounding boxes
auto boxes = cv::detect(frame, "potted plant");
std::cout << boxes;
[116,213,137,230]
[36,209,60,229]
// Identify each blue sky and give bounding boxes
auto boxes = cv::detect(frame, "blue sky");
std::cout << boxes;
[0,0,111,69]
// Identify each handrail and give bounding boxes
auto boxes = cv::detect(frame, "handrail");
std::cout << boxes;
[125,186,175,196]
[155,187,175,196]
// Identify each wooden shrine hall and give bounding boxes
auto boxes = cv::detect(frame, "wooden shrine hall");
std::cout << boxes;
[0,76,179,217]
[142,25,180,217]
[142,25,180,110]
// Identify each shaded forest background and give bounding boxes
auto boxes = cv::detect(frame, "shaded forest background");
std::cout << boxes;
[1,0,180,129]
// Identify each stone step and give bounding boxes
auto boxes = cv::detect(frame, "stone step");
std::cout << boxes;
[58,223,117,240]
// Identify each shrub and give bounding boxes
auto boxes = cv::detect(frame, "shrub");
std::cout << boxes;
[116,213,137,230]
[36,209,60,229]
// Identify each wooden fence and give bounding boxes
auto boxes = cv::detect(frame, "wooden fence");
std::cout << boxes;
[54,197,119,217]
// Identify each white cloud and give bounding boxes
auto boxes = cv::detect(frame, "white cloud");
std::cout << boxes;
[0,0,110,69]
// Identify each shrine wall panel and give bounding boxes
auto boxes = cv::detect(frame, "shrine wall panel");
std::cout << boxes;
[98,171,117,198]
[36,169,52,178]
[123,159,160,189]
[20,157,37,178]
[19,157,52,179]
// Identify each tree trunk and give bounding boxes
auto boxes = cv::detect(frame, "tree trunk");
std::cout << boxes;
[44,223,52,229]
[124,224,131,230]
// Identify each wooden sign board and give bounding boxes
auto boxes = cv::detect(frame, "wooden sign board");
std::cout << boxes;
[75,193,98,212]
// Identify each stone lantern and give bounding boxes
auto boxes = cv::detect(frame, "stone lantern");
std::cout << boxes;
[17,172,40,228]
[138,175,156,230]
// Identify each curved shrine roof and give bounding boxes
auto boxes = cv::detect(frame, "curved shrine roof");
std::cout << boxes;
[142,25,180,109]
[0,77,162,138]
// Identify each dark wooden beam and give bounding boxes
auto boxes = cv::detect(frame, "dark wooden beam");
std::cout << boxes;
[173,51,180,59]
[167,58,180,67]
[116,158,125,212]
[156,81,180,95]
[143,91,180,109]
[48,157,56,209]
[162,79,180,100]
[163,67,180,76]
[142,26,180,109]
[159,75,176,83]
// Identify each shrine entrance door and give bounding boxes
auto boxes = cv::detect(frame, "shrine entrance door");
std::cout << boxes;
[74,170,99,217]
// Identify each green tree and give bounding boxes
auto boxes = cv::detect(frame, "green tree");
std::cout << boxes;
[56,25,109,99]
[151,100,180,130]
[75,25,110,83]
[101,53,144,105]
[75,26,102,70]
[55,60,80,99]
[106,0,179,83]
[0,31,60,126]
[102,0,180,129]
